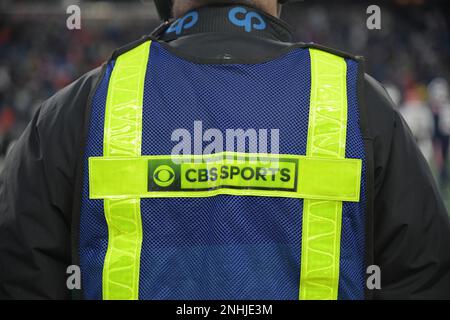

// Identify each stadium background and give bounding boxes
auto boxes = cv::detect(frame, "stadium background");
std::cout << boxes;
[0,0,449,210]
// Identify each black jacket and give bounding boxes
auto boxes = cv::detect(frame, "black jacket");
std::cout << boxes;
[1,4,449,300]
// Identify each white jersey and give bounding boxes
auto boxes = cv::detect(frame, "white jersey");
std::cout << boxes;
[399,101,435,163]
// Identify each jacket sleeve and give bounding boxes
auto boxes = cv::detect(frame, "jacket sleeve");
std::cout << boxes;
[0,68,101,299]
[365,75,450,299]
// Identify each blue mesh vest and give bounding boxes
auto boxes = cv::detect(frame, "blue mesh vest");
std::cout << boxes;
[79,40,367,300]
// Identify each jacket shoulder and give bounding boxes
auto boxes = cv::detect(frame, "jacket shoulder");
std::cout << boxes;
[295,42,363,62]
[110,36,152,61]
[38,66,104,123]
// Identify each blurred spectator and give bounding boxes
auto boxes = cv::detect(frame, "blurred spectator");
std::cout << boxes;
[429,78,450,187]
[399,86,435,164]
[384,82,402,108]
[0,105,15,172]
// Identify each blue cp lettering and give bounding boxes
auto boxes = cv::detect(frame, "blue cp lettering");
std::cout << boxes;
[228,7,267,33]
[166,11,199,35]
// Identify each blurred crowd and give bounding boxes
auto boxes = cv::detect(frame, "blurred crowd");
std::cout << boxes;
[0,11,157,159]
[283,1,450,198]
[0,1,449,203]
[385,79,450,190]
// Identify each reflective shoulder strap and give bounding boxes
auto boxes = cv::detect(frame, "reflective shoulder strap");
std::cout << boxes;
[102,40,151,300]
[299,48,348,300]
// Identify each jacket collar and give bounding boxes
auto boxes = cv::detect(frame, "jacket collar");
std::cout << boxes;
[155,3,293,43]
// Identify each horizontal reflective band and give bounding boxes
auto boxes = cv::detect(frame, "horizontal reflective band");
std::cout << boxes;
[89,153,361,202]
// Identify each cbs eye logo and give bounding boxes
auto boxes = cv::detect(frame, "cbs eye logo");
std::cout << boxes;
[153,165,176,188]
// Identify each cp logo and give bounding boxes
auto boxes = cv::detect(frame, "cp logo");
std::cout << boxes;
[153,165,176,187]
[228,7,267,33]
[166,11,199,35]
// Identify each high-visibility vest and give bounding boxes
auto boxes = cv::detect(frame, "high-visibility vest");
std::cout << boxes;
[79,39,367,300]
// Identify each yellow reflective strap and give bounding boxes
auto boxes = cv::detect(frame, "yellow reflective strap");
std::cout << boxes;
[299,49,348,300]
[102,40,151,300]
[88,153,361,202]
